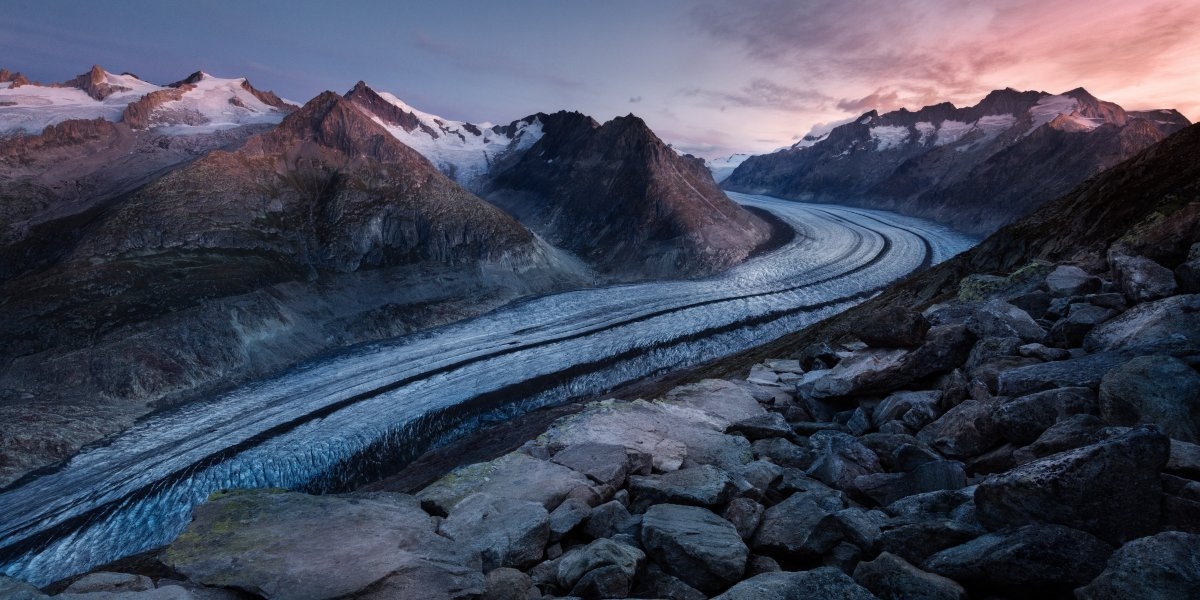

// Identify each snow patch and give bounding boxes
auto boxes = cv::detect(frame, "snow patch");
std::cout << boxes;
[914,121,936,145]
[369,91,546,191]
[935,120,972,146]
[707,153,750,183]
[0,72,160,134]
[869,125,910,151]
[150,74,288,133]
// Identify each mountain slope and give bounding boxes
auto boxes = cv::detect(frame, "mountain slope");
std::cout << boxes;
[724,88,1190,235]
[344,84,776,280]
[0,92,588,486]
[485,112,774,279]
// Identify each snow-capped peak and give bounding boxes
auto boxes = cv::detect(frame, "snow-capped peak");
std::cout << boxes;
[0,66,295,136]
[345,82,545,191]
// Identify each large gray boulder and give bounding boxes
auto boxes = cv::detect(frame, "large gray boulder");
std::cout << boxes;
[853,461,967,507]
[1045,265,1101,296]
[872,391,942,429]
[64,572,154,594]
[967,299,1045,343]
[162,490,484,600]
[1099,355,1200,443]
[852,552,967,600]
[1111,253,1177,303]
[916,397,1002,459]
[1176,242,1200,293]
[556,538,645,599]
[997,352,1129,397]
[924,524,1112,589]
[641,504,749,594]
[628,464,737,510]
[805,431,883,491]
[439,492,550,571]
[856,306,930,348]
[1076,531,1200,600]
[418,451,592,515]
[711,568,877,600]
[0,576,44,600]
[751,494,844,562]
[1085,294,1200,356]
[992,387,1097,445]
[974,426,1169,544]
[551,442,636,488]
[1048,303,1120,348]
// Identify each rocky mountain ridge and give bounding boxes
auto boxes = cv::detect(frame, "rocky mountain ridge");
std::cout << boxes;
[724,87,1190,235]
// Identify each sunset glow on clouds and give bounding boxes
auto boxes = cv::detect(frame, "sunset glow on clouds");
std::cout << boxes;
[2,0,1197,159]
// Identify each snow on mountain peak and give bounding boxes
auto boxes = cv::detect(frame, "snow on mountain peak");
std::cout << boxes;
[345,83,545,191]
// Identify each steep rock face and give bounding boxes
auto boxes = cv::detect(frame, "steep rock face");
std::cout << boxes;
[0,92,584,486]
[487,112,773,279]
[725,88,1190,235]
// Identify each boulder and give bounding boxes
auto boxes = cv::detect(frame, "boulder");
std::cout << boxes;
[917,397,1002,459]
[997,352,1129,397]
[583,500,638,539]
[806,431,883,491]
[1176,242,1200,293]
[857,306,930,348]
[1012,414,1109,463]
[551,442,636,489]
[836,508,885,551]
[751,437,812,469]
[877,519,984,566]
[852,552,967,600]
[1048,303,1120,348]
[1084,294,1200,357]
[872,391,942,429]
[974,426,1169,544]
[538,393,758,472]
[556,538,644,599]
[633,563,707,600]
[774,469,848,510]
[992,386,1098,445]
[628,464,737,511]
[1111,253,1177,303]
[735,459,783,494]
[884,488,974,519]
[853,461,967,507]
[968,355,1042,393]
[751,494,844,562]
[965,336,1022,371]
[1077,531,1200,600]
[483,568,534,600]
[1168,439,1200,479]
[1099,355,1200,443]
[55,586,198,599]
[747,365,781,386]
[548,497,592,542]
[440,492,550,571]
[924,524,1112,589]
[641,504,749,594]
[796,348,910,400]
[966,299,1046,343]
[765,358,803,373]
[418,451,593,515]
[722,497,765,541]
[1008,289,1054,319]
[1045,265,1102,297]
[64,572,154,593]
[711,568,877,600]
[0,576,45,600]
[725,413,794,441]
[1017,342,1071,361]
[162,490,484,600]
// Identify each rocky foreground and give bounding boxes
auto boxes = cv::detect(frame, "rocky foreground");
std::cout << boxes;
[6,245,1198,599]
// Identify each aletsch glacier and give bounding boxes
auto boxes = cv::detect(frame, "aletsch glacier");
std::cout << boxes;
[0,195,975,585]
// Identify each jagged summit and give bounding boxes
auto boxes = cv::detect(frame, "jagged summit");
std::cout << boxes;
[725,86,1191,235]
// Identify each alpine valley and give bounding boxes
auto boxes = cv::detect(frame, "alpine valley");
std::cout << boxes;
[1,58,1199,600]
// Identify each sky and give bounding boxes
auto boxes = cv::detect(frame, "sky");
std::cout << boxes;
[3,0,1199,159]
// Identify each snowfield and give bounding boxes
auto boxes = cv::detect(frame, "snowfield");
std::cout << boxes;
[0,195,977,585]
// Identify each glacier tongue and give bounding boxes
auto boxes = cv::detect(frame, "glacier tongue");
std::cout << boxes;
[0,196,976,586]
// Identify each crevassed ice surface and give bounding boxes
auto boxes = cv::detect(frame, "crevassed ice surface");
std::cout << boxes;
[0,195,977,585]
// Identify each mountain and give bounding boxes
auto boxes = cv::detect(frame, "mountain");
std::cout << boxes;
[724,87,1191,235]
[485,112,774,279]
[0,91,587,486]
[0,66,299,281]
[344,83,776,279]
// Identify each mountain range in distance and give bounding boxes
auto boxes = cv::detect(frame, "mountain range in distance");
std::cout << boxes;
[722,87,1191,235]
